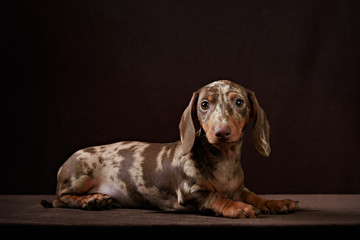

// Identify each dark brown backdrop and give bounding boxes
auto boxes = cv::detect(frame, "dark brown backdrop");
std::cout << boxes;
[4,0,360,194]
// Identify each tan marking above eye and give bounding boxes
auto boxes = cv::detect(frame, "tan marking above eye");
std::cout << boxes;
[208,95,213,102]
[229,92,238,101]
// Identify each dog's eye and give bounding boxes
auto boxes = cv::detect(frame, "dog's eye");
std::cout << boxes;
[235,99,244,108]
[201,100,210,110]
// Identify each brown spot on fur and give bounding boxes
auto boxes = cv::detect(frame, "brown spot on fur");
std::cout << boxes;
[141,143,179,197]
[116,148,152,208]
[83,147,96,154]
[79,161,94,178]
[111,160,120,167]
[86,168,94,178]
[141,143,163,184]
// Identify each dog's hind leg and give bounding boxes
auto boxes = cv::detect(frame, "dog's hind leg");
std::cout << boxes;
[42,172,113,210]
[52,193,113,210]
[43,152,113,210]
[52,172,113,210]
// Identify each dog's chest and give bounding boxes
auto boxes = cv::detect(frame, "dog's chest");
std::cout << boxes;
[209,158,243,195]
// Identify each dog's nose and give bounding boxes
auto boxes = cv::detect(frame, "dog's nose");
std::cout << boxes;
[214,125,231,141]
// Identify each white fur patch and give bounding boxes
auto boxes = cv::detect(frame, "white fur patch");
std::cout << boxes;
[176,188,183,205]
[183,159,198,178]
[156,146,167,171]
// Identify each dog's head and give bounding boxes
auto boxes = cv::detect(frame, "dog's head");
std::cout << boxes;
[179,80,270,157]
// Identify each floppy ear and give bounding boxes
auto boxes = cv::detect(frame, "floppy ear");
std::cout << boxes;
[247,89,271,157]
[179,91,199,155]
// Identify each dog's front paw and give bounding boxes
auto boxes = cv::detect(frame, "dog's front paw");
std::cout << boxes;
[222,201,261,218]
[260,199,299,214]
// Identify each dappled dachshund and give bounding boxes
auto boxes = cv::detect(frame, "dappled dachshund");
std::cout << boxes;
[42,80,298,218]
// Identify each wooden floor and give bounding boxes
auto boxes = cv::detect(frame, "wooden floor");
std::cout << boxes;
[1,194,359,236]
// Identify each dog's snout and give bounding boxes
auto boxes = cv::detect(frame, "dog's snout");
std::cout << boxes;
[214,125,231,141]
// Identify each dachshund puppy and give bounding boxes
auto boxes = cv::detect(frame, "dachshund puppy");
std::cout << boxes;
[42,80,298,218]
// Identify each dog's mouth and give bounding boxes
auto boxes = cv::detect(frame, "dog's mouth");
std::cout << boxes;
[209,141,242,154]
[207,133,243,147]
[210,138,242,150]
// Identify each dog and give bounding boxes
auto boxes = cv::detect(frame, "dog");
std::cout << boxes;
[41,80,298,218]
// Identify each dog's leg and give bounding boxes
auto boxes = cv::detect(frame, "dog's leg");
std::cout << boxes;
[53,174,113,210]
[49,153,113,210]
[200,192,261,218]
[239,189,298,214]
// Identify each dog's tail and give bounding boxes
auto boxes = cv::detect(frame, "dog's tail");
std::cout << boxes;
[40,200,54,208]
